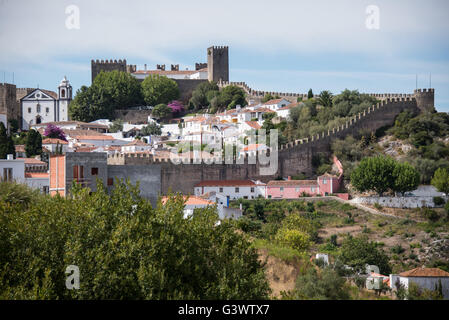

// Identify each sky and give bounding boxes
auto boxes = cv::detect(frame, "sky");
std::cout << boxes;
[1,0,449,111]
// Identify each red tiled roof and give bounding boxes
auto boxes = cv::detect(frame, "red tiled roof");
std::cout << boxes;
[42,138,68,145]
[264,98,288,105]
[15,145,25,152]
[124,139,149,146]
[195,180,258,187]
[18,158,46,165]
[245,121,261,130]
[399,267,449,277]
[278,102,301,110]
[242,144,267,152]
[75,135,115,140]
[25,172,49,178]
[161,195,214,206]
[267,180,318,187]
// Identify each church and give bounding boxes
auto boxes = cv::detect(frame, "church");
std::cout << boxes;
[20,76,72,130]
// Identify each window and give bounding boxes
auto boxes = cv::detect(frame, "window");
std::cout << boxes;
[91,167,99,175]
[235,187,239,193]
[243,196,248,199]
[2,168,13,181]
[219,187,223,193]
[28,107,31,113]
[280,187,284,192]
[36,104,41,113]
[43,186,49,194]
[107,178,113,186]
[268,195,272,199]
[46,107,49,113]
[61,89,65,98]
[250,187,255,193]
[323,179,327,184]
[296,187,300,192]
[311,187,315,192]
[73,165,84,181]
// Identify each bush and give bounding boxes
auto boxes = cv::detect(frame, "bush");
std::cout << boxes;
[275,228,311,252]
[422,208,440,222]
[433,196,445,206]
[390,245,405,255]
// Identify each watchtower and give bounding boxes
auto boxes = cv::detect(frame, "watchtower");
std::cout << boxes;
[91,59,127,83]
[413,88,435,112]
[207,46,229,82]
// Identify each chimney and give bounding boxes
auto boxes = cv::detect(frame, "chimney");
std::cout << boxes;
[236,104,241,111]
[7,154,14,160]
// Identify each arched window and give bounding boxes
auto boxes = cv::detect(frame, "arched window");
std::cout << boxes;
[36,103,41,113]
[61,89,65,98]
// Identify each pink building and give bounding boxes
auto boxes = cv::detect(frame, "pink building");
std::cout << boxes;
[266,174,341,199]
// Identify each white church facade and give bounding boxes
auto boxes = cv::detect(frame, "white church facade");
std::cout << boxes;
[21,76,72,130]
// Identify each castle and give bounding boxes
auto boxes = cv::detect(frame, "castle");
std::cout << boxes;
[91,46,229,102]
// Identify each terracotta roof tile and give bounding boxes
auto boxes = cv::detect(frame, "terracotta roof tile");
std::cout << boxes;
[195,180,259,187]
[42,138,68,145]
[161,195,214,206]
[267,180,318,187]
[25,172,49,178]
[399,267,449,277]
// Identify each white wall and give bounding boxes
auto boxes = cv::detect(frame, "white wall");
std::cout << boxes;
[195,185,265,200]
[0,158,25,182]
[22,99,56,130]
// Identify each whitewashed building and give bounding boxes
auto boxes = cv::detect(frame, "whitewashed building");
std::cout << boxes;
[21,77,72,130]
[390,267,449,299]
[263,98,291,112]
[194,180,266,200]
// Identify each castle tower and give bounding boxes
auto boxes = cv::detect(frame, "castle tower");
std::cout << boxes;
[207,46,229,82]
[57,76,72,122]
[413,88,435,112]
[91,59,127,83]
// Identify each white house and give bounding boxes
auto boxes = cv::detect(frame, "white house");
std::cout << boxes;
[263,98,291,112]
[73,135,118,148]
[194,180,266,200]
[0,154,49,193]
[390,267,449,299]
[276,102,302,119]
[42,138,69,153]
[121,139,152,153]
[21,76,72,130]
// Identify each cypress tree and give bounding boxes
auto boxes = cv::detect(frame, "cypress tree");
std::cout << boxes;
[0,122,15,159]
[25,129,42,158]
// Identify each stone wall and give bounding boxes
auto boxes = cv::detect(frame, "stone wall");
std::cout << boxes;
[91,59,127,83]
[114,109,153,123]
[174,79,208,103]
[0,83,20,125]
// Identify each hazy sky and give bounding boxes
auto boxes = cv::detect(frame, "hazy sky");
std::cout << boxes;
[1,0,449,111]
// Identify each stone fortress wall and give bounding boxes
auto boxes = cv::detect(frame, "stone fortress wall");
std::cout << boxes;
[107,93,425,195]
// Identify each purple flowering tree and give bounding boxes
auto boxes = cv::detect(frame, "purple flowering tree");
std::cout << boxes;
[44,124,67,141]
[167,100,184,114]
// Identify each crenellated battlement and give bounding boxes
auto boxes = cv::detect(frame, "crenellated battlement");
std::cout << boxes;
[91,59,127,82]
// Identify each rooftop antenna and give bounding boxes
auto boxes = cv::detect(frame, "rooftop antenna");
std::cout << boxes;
[12,72,14,84]
[415,74,418,90]
[429,72,432,88]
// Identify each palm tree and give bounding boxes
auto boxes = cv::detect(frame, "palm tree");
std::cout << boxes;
[318,90,333,107]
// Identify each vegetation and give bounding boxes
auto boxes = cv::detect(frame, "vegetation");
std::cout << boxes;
[70,71,144,122]
[0,122,15,159]
[141,122,162,136]
[43,123,67,141]
[189,82,247,112]
[0,180,270,299]
[151,103,172,120]
[141,75,179,106]
[24,129,42,158]
[431,168,449,194]
[351,156,419,196]
[109,119,124,133]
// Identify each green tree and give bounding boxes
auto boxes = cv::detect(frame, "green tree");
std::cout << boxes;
[350,156,397,196]
[70,71,144,121]
[141,122,162,136]
[275,228,311,251]
[340,235,391,274]
[218,85,247,109]
[189,81,219,110]
[142,75,179,106]
[431,168,449,194]
[392,162,420,195]
[291,267,351,300]
[24,129,42,158]
[307,89,314,99]
[0,122,15,159]
[109,119,124,133]
[318,90,333,107]
[152,104,172,120]
[0,181,270,299]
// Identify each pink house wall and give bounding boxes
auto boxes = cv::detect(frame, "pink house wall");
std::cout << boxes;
[267,185,319,199]
[317,176,340,195]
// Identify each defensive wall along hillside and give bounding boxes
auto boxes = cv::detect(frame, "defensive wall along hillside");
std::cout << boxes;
[107,95,422,196]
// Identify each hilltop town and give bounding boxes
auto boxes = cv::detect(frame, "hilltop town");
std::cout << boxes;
[1,45,449,300]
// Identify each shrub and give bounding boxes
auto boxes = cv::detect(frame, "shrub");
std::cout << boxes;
[433,196,445,206]
[422,208,440,222]
[390,245,405,255]
[275,228,311,252]
[373,203,383,210]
